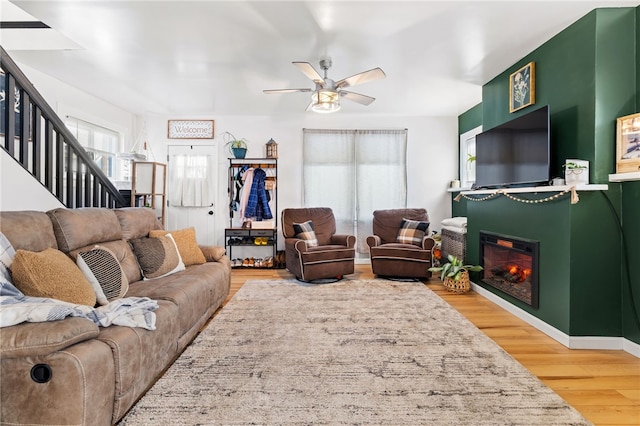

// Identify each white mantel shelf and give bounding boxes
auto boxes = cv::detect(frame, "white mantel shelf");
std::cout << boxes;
[609,172,640,182]
[460,184,608,195]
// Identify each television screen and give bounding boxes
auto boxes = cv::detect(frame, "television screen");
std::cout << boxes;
[474,105,550,189]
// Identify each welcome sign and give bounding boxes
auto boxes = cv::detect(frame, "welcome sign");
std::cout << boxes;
[167,120,215,139]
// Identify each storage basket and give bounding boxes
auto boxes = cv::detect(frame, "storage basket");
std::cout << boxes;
[441,228,467,263]
[443,270,471,293]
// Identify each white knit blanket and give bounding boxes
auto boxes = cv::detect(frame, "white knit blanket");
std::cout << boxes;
[0,281,158,330]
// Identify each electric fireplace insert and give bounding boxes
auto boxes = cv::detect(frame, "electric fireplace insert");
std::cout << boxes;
[479,231,539,308]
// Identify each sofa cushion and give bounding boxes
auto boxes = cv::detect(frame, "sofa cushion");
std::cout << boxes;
[200,245,226,262]
[115,207,163,240]
[0,317,100,358]
[0,211,58,252]
[130,234,185,279]
[67,239,142,286]
[396,218,430,246]
[149,228,206,266]
[47,208,123,253]
[11,248,97,306]
[77,246,129,305]
[293,220,319,247]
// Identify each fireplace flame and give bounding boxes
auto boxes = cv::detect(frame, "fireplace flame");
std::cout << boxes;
[491,264,531,283]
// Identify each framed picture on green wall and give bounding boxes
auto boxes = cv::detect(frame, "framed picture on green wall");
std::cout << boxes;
[509,62,535,113]
[616,112,640,174]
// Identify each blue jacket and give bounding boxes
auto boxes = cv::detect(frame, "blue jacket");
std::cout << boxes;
[244,168,273,221]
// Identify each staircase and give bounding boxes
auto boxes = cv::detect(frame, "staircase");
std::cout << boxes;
[1,46,126,208]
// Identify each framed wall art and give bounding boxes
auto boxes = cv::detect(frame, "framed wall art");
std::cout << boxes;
[167,120,215,139]
[616,112,640,174]
[509,62,535,113]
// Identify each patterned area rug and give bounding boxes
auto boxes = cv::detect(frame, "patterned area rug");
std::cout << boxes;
[120,279,590,425]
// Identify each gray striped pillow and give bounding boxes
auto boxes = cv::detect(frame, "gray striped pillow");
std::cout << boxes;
[77,245,129,305]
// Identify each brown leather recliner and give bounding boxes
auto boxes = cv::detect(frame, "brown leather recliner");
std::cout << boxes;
[366,208,436,279]
[281,207,356,282]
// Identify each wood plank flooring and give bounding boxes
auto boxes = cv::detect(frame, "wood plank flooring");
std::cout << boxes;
[227,265,640,426]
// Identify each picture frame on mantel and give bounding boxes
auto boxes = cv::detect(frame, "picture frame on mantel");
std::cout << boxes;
[616,112,640,173]
[509,62,535,113]
[167,120,215,139]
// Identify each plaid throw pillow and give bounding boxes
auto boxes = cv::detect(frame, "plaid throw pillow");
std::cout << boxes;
[396,218,430,246]
[293,220,319,247]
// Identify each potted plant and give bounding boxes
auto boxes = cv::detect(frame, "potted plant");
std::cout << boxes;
[221,131,248,159]
[428,254,483,294]
[563,159,589,185]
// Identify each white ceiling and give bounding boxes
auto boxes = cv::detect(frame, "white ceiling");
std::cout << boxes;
[2,0,638,117]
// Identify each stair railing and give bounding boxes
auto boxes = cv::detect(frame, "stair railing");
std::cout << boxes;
[1,46,126,208]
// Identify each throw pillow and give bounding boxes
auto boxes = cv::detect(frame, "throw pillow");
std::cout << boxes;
[149,227,206,266]
[396,218,430,246]
[129,234,185,280]
[11,248,97,306]
[0,232,16,282]
[293,220,319,247]
[77,245,129,305]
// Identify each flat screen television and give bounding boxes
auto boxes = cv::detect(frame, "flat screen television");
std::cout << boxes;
[474,105,550,189]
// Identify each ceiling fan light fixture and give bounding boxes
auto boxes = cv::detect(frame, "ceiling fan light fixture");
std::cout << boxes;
[311,90,341,113]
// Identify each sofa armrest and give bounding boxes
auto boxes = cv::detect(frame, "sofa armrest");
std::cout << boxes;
[198,245,227,262]
[0,317,99,358]
[366,235,381,248]
[422,236,436,251]
[330,234,356,248]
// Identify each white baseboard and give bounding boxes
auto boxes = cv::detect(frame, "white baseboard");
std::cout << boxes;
[470,282,640,358]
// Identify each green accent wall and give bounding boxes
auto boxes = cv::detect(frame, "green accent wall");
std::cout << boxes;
[458,103,482,135]
[621,181,640,343]
[458,7,640,343]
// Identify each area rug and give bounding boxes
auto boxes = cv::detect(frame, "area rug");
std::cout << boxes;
[120,279,590,425]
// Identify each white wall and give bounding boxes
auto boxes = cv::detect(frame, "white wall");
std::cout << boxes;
[1,62,458,242]
[0,150,64,211]
[146,113,458,247]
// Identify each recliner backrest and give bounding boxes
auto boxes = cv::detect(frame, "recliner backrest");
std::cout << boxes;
[372,208,429,244]
[281,207,336,246]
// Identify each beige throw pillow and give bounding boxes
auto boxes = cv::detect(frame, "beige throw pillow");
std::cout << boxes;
[149,228,206,266]
[11,248,97,306]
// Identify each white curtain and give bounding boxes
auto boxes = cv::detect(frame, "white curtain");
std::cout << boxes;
[169,154,211,207]
[303,129,407,258]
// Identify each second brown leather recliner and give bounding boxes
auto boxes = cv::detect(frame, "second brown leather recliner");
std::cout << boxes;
[366,208,436,279]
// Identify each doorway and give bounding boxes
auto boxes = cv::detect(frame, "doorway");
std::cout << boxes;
[166,145,217,245]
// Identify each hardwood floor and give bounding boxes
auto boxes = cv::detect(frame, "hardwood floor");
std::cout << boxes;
[227,265,640,426]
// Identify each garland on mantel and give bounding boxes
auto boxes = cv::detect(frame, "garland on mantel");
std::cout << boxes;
[454,187,579,204]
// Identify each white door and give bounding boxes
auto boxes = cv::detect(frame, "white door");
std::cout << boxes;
[166,145,217,245]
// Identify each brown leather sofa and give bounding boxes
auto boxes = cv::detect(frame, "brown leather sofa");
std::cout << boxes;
[0,207,231,425]
[366,208,436,279]
[281,207,356,282]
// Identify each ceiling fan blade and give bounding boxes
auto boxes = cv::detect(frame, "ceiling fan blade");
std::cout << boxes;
[340,90,376,106]
[263,88,312,94]
[293,61,325,85]
[336,67,386,89]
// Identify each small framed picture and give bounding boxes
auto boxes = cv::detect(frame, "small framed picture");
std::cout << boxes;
[616,112,640,174]
[509,62,535,113]
[167,120,215,139]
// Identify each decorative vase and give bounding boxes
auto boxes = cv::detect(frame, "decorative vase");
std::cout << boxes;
[232,147,247,159]
[443,270,471,294]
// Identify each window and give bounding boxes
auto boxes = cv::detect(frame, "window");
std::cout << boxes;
[303,129,407,259]
[64,116,121,180]
[459,125,482,189]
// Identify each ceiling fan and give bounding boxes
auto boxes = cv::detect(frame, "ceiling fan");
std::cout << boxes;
[263,58,386,113]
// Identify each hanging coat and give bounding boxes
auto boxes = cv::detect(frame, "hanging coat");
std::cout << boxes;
[244,168,273,221]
